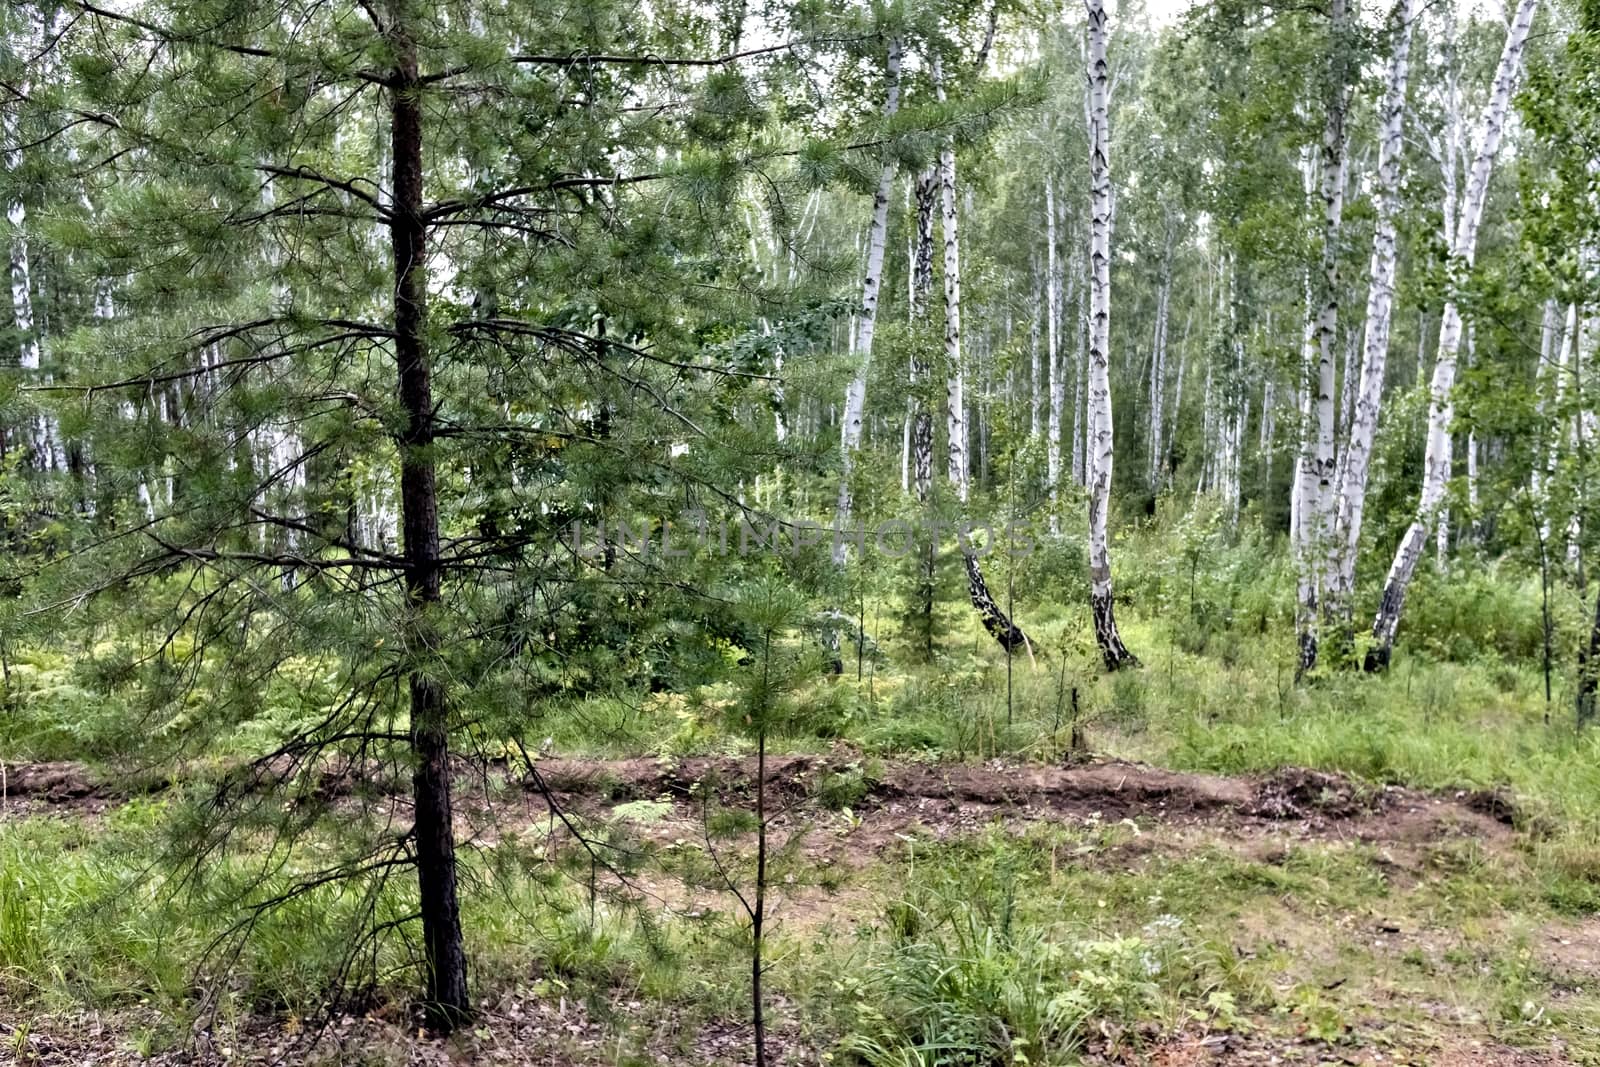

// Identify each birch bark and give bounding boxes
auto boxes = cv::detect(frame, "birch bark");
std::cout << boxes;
[834,38,903,564]
[1047,175,1064,534]
[1326,0,1417,630]
[932,54,968,503]
[1296,0,1351,673]
[1086,0,1135,669]
[934,50,1034,658]
[1368,0,1540,668]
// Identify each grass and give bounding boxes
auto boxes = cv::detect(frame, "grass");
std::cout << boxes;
[6,531,1600,1061]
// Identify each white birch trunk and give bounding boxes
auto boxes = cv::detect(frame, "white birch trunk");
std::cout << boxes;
[1046,175,1064,534]
[1328,0,1418,626]
[1569,312,1597,567]
[5,120,64,472]
[1465,324,1480,546]
[932,49,1035,658]
[933,54,968,504]
[1370,0,1539,667]
[1073,279,1087,486]
[1030,261,1043,441]
[910,168,936,504]
[1201,363,1216,503]
[834,38,903,564]
[1295,0,1351,672]
[1532,299,1563,530]
[1334,326,1360,490]
[1085,0,1135,668]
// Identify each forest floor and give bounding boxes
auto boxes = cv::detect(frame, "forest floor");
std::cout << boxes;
[1,750,1595,1065]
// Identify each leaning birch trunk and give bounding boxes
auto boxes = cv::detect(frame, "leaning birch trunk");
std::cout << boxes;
[933,54,1034,659]
[1295,0,1351,674]
[1046,175,1064,535]
[834,38,903,566]
[1085,0,1136,670]
[1328,0,1418,627]
[1368,0,1539,669]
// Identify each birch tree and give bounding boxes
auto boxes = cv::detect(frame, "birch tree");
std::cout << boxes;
[1290,0,1352,675]
[1368,0,1540,669]
[1085,0,1135,669]
[932,41,1035,658]
[933,53,969,501]
[1046,174,1065,534]
[1325,0,1418,631]
[835,38,904,564]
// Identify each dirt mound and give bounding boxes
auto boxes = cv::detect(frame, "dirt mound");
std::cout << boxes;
[532,754,828,806]
[1461,786,1520,826]
[0,754,1507,852]
[529,755,1255,821]
[876,759,1254,817]
[0,760,100,802]
[1249,767,1380,820]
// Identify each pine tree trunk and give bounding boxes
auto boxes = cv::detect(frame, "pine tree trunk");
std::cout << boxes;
[388,4,469,1027]
[1086,0,1135,670]
[835,38,904,564]
[1368,0,1539,670]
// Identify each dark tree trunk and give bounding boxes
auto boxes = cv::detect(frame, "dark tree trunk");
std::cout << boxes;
[962,550,1034,657]
[1091,589,1136,671]
[389,1,470,1030]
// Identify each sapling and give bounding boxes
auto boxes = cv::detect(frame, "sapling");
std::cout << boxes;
[712,578,811,1066]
